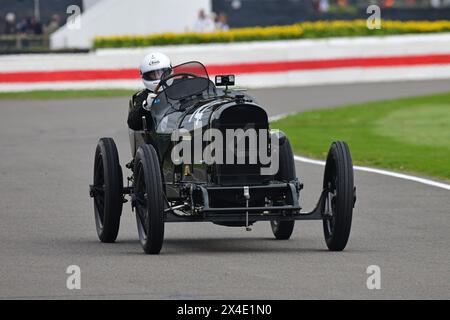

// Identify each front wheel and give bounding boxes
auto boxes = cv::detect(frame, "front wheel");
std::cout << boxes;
[133,144,165,254]
[271,137,296,240]
[322,141,355,251]
[91,138,123,243]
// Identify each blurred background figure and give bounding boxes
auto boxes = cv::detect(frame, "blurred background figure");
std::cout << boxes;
[4,12,16,34]
[45,14,60,35]
[313,0,329,12]
[215,12,229,31]
[17,16,32,34]
[30,17,43,35]
[194,9,215,32]
[382,0,395,8]
[431,0,441,8]
[319,0,330,13]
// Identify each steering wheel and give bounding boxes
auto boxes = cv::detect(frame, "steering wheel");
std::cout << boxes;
[154,72,199,93]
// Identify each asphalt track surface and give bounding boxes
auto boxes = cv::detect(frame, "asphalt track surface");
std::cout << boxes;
[0,80,449,299]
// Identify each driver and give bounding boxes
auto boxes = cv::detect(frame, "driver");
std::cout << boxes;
[127,52,172,130]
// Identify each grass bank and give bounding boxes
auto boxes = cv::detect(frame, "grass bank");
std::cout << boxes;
[272,93,450,181]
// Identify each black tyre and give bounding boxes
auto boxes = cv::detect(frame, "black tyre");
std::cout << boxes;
[92,138,123,243]
[271,137,296,240]
[322,141,355,251]
[134,144,165,254]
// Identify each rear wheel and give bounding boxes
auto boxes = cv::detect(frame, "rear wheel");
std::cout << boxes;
[271,137,296,240]
[322,141,355,251]
[134,144,165,254]
[92,138,123,243]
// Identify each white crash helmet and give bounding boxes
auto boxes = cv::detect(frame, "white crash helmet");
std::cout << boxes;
[139,52,172,92]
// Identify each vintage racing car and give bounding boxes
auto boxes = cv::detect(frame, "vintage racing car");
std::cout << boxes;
[89,61,356,254]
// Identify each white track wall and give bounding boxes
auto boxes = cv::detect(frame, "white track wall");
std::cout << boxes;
[2,33,450,91]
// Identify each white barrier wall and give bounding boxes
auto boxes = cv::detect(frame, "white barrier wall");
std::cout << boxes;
[1,33,450,92]
[7,33,450,71]
[95,32,450,65]
[51,0,211,49]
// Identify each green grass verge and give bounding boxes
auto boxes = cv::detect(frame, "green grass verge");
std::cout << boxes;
[272,93,450,181]
[0,89,134,100]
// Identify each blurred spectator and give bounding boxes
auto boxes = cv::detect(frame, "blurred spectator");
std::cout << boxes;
[319,0,330,12]
[194,9,215,33]
[17,17,32,34]
[30,17,43,35]
[4,12,17,34]
[45,14,61,34]
[215,12,229,31]
[382,0,395,8]
[430,0,441,7]
[312,0,320,12]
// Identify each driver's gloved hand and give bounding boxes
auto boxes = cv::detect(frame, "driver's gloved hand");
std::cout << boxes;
[143,95,155,111]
